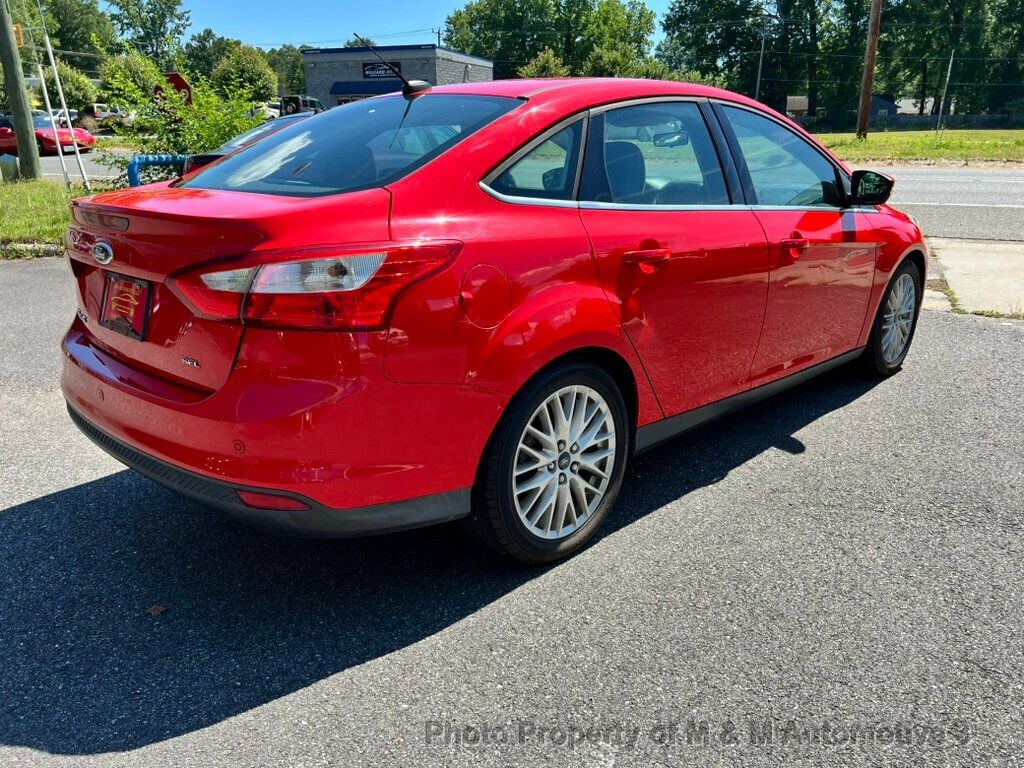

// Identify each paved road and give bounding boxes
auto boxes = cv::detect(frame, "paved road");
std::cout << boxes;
[1,258,1022,767]
[885,166,1024,241]
[39,149,121,182]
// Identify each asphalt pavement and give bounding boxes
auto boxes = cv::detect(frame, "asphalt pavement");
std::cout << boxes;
[38,150,121,182]
[1,257,1022,767]
[885,166,1024,241]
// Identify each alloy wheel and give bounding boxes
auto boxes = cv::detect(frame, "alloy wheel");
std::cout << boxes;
[512,385,617,540]
[881,272,917,363]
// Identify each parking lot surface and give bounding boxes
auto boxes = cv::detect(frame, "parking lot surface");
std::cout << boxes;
[1,258,1022,767]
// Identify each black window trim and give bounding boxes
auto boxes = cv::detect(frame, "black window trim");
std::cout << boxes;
[479,112,590,209]
[709,100,853,210]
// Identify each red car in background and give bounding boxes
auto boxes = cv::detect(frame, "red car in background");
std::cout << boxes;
[61,78,925,563]
[0,115,95,155]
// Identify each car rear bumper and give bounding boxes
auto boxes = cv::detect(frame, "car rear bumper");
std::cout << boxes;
[67,403,470,537]
[61,316,503,532]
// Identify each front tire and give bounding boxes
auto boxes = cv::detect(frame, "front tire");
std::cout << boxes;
[467,363,629,564]
[863,259,922,376]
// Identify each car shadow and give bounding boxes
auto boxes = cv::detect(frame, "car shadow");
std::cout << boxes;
[0,367,879,755]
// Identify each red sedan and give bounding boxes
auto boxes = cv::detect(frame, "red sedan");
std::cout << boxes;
[0,115,95,155]
[61,79,925,562]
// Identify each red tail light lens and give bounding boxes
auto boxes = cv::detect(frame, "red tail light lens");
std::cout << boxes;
[169,241,460,330]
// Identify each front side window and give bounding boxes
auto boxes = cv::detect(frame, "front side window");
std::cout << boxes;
[489,121,584,201]
[721,106,842,207]
[181,94,519,197]
[580,101,729,206]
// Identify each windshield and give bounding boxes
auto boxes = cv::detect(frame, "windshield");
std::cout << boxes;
[181,94,520,197]
[32,116,58,129]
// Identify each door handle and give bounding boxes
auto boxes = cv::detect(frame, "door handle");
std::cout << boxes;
[780,234,809,262]
[623,248,672,274]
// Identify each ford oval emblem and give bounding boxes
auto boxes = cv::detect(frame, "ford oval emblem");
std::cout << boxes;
[91,242,114,265]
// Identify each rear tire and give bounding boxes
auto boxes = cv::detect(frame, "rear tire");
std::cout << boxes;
[862,259,922,376]
[466,363,629,564]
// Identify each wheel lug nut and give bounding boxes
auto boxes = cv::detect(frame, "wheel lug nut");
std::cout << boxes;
[547,462,555,471]
[558,440,566,450]
[559,474,566,484]
[570,443,578,453]
[571,462,580,472]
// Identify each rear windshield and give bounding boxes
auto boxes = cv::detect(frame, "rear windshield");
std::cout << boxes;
[181,94,520,197]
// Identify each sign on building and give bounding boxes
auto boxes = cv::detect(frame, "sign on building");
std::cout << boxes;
[362,62,401,79]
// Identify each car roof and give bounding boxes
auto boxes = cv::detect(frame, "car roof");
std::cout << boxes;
[422,77,767,111]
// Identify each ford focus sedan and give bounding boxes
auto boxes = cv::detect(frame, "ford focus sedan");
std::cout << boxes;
[62,78,925,563]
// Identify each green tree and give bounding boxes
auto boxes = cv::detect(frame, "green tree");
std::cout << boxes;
[211,45,278,101]
[266,44,307,94]
[99,50,164,105]
[988,0,1024,112]
[37,60,96,112]
[877,0,993,115]
[107,0,191,69]
[657,0,764,94]
[444,0,555,79]
[183,28,241,79]
[343,36,377,47]
[46,0,117,73]
[444,0,660,79]
[95,75,261,184]
[518,48,571,77]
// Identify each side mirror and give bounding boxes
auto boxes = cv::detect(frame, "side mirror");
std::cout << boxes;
[850,169,894,206]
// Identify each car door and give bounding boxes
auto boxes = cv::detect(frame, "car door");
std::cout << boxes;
[715,104,877,383]
[578,100,771,417]
[0,120,17,154]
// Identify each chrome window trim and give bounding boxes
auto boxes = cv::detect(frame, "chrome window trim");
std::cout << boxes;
[587,95,709,115]
[578,200,877,213]
[479,113,589,206]
[480,183,581,209]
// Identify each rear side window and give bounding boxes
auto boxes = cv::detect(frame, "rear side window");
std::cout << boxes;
[580,101,729,206]
[489,121,583,201]
[182,95,519,197]
[720,106,842,207]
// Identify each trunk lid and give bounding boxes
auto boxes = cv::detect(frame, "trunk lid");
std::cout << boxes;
[67,184,391,393]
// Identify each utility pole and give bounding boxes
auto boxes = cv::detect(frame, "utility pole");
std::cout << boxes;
[935,49,954,135]
[754,29,766,102]
[856,0,884,139]
[0,0,42,179]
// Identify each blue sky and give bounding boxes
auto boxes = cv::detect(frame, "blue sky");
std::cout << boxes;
[178,0,673,49]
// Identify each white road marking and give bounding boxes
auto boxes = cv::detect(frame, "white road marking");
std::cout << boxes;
[894,201,1024,209]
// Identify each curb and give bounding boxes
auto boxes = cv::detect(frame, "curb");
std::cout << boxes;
[0,243,64,260]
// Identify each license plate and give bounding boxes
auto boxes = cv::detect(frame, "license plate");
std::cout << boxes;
[99,273,151,341]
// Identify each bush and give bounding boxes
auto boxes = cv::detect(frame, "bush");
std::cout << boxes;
[99,51,164,106]
[518,49,571,78]
[211,46,278,102]
[95,67,262,185]
[36,61,96,114]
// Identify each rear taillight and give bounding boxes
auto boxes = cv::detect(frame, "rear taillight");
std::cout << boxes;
[168,241,460,330]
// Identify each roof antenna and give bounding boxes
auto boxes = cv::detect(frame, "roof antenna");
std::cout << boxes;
[352,33,431,98]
